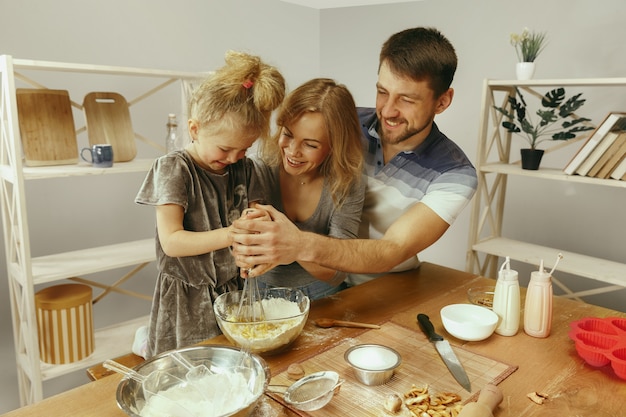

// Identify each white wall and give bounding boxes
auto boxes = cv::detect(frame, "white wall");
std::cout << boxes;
[1,0,625,413]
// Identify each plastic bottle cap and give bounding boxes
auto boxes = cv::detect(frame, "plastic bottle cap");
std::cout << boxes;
[531,271,551,281]
[531,259,551,281]
[498,256,518,281]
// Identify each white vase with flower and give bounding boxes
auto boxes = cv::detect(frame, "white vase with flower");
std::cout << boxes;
[511,28,547,80]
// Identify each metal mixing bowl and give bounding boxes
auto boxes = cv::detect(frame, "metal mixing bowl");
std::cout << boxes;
[115,345,270,417]
[344,344,401,386]
[214,287,310,355]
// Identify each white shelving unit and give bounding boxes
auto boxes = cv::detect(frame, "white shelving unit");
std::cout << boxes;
[466,78,626,299]
[0,55,205,405]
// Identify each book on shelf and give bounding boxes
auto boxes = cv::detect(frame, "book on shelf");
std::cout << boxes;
[563,111,626,175]
[575,131,620,176]
[609,155,626,180]
[593,132,626,178]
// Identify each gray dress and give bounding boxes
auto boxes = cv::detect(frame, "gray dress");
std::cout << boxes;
[258,165,365,300]
[135,151,269,356]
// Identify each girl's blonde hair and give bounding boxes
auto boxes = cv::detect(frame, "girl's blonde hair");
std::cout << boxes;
[261,78,363,206]
[188,50,286,141]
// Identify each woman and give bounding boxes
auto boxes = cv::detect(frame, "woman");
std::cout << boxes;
[247,78,364,300]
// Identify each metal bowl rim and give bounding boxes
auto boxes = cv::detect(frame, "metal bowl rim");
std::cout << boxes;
[214,287,310,323]
[343,343,402,372]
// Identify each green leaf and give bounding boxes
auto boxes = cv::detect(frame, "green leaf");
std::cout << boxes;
[562,117,592,128]
[493,106,514,119]
[552,132,576,140]
[514,87,527,107]
[502,121,520,132]
[541,88,565,108]
[566,125,595,133]
[520,119,536,135]
[558,93,587,117]
[537,109,558,126]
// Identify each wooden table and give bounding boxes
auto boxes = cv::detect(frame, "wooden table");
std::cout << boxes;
[3,262,625,416]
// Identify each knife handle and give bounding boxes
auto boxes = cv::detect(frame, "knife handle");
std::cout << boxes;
[417,313,444,342]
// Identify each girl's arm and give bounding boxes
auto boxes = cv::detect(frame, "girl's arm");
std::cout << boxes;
[156,204,232,257]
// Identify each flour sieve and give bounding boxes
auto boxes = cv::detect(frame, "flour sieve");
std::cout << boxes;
[269,371,343,411]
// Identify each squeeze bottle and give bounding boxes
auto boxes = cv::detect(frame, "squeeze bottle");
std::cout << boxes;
[523,259,553,338]
[492,256,520,336]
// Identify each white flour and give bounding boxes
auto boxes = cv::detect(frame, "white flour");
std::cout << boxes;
[140,371,257,417]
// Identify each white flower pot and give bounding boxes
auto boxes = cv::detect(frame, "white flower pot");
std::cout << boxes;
[516,62,536,80]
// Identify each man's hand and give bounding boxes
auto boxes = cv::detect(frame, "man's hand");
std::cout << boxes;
[231,204,302,275]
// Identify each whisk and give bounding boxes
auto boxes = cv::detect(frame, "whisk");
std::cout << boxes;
[236,200,267,323]
[234,273,266,369]
[236,273,266,322]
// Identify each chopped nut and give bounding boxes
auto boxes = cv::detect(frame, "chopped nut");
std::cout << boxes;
[527,391,549,405]
[286,363,305,380]
[436,392,461,405]
[405,394,429,405]
[384,393,404,413]
[398,384,463,416]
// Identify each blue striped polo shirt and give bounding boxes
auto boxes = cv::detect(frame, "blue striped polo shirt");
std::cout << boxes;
[354,107,477,275]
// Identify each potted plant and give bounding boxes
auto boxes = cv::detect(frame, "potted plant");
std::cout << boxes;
[510,28,547,80]
[494,87,594,170]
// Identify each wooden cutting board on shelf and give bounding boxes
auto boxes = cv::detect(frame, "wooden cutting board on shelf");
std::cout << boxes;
[16,88,78,166]
[82,92,137,162]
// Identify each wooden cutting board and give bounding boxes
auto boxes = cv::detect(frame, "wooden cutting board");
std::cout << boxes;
[267,322,518,417]
[16,89,78,166]
[82,92,136,162]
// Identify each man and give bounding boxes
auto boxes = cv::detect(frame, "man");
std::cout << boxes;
[231,27,477,284]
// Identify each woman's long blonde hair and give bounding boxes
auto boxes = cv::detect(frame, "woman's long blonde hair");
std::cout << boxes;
[261,78,363,206]
[188,50,286,141]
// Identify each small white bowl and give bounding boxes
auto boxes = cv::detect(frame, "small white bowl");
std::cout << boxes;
[440,304,498,341]
[344,344,401,386]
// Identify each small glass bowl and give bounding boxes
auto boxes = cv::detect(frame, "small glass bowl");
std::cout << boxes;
[467,286,495,309]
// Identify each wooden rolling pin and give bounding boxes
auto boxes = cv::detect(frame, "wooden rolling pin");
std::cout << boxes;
[457,384,503,417]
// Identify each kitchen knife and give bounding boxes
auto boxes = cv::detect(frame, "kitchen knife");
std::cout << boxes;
[417,313,472,392]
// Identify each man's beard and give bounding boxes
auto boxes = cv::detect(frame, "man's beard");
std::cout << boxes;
[377,116,431,146]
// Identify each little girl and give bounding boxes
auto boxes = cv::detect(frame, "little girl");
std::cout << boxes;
[135,51,285,357]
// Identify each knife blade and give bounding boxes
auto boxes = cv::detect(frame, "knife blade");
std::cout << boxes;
[417,313,471,392]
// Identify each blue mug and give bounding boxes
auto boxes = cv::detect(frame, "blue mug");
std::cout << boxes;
[81,144,114,168]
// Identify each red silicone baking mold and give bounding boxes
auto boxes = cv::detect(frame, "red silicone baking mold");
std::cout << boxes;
[568,317,626,379]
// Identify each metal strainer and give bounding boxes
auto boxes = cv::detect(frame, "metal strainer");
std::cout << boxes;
[269,371,343,411]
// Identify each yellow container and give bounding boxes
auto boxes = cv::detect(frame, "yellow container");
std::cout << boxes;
[35,284,94,364]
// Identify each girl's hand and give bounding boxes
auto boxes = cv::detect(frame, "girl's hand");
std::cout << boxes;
[235,205,273,277]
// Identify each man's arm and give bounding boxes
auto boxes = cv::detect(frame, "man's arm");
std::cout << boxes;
[231,202,449,275]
